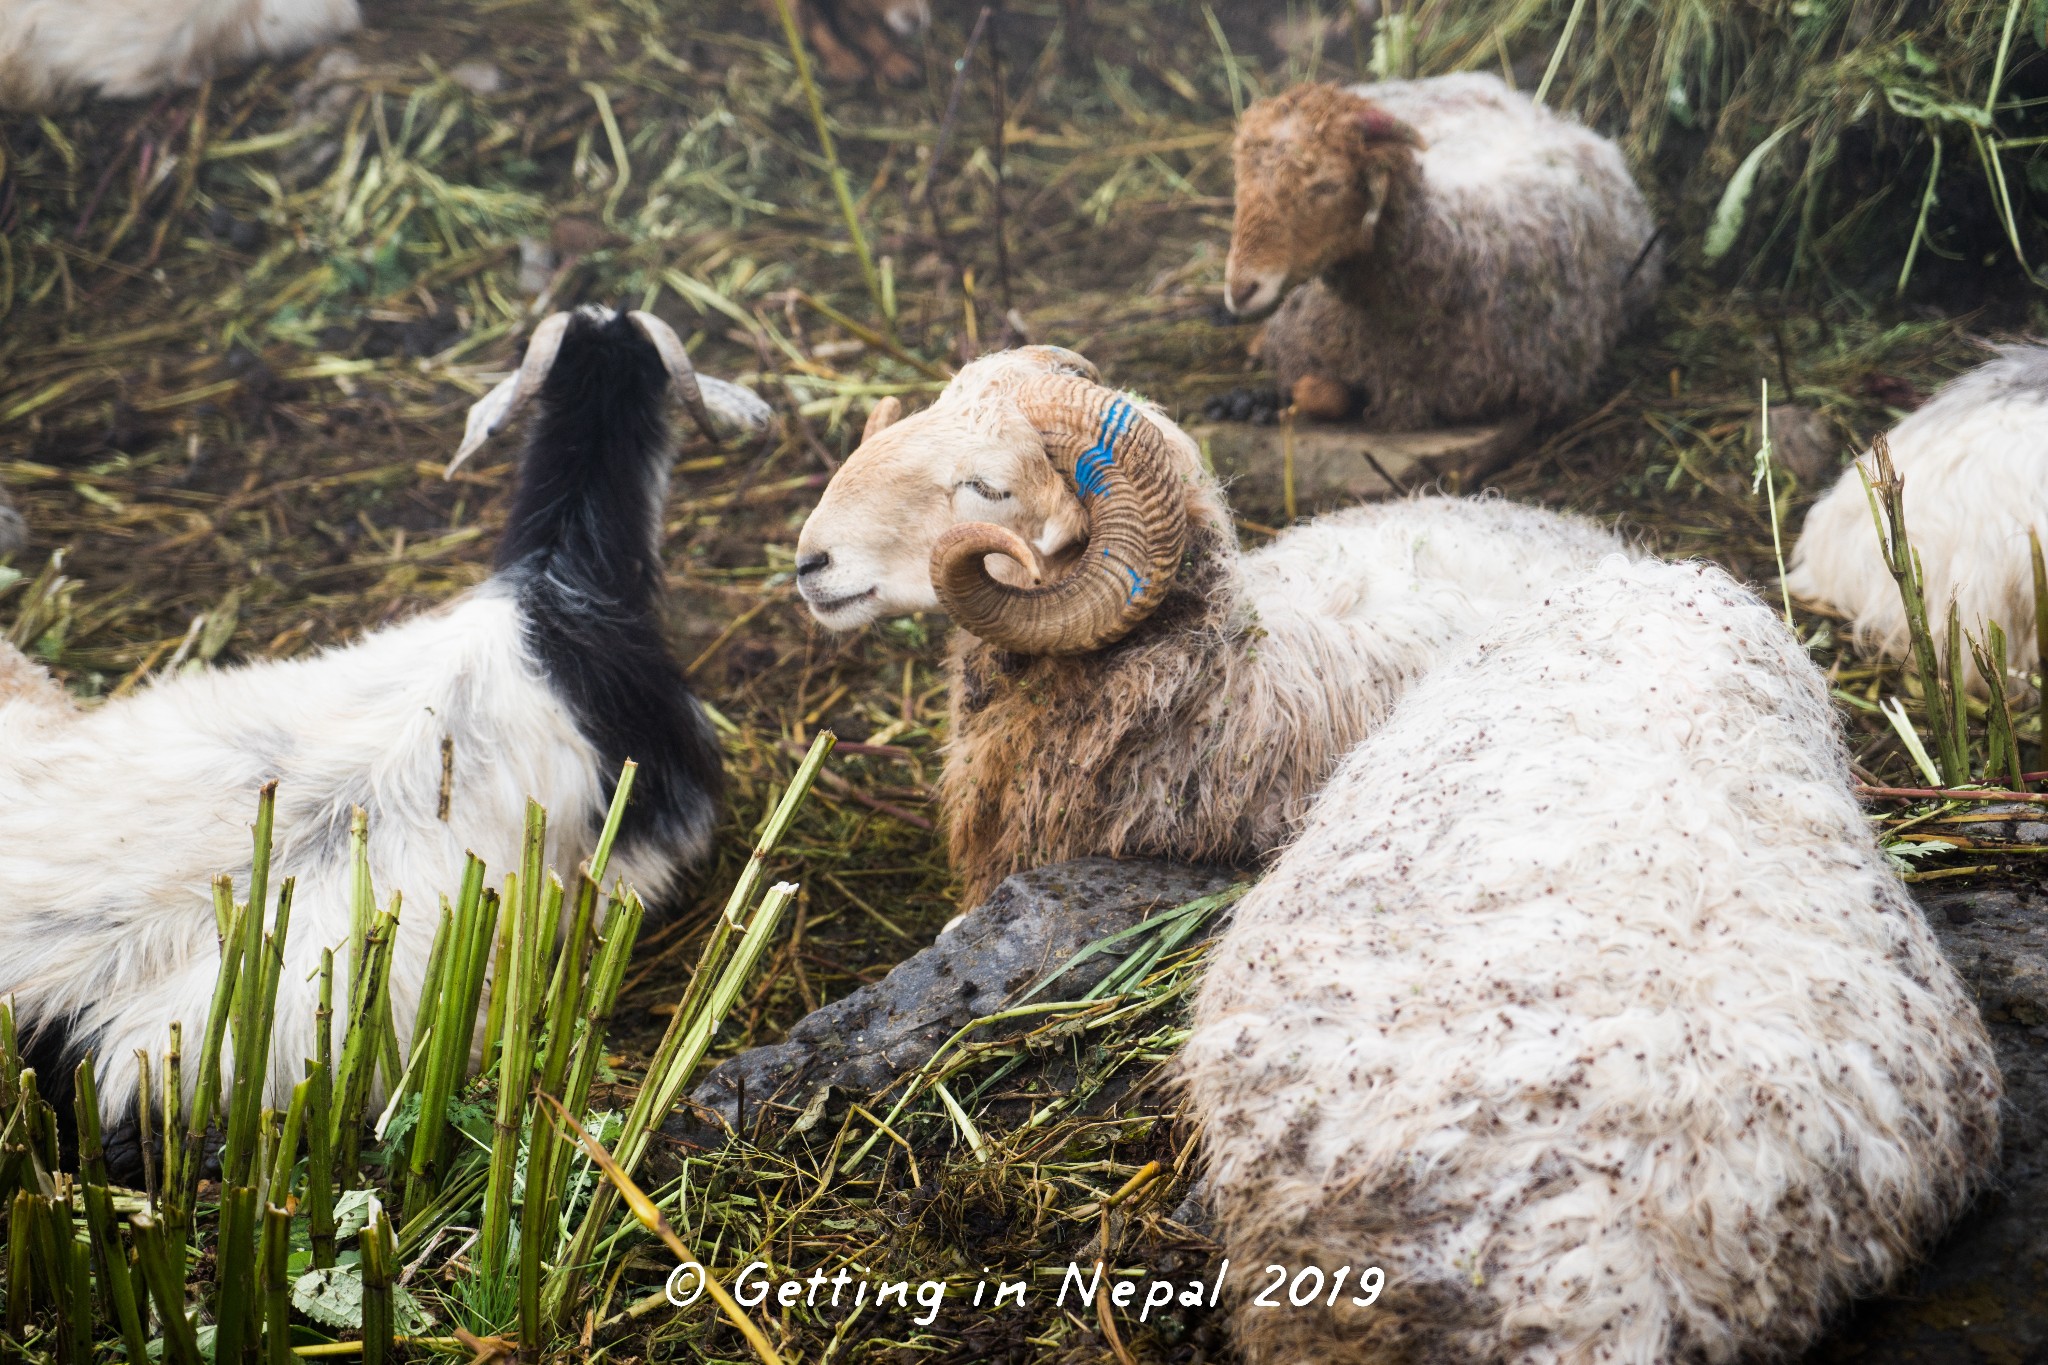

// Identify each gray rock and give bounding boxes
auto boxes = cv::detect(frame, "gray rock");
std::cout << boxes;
[1767,402,1843,487]
[1810,882,2048,1361]
[661,859,1239,1148]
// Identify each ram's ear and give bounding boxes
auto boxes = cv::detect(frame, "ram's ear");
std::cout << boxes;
[1351,104,1425,151]
[863,396,904,441]
[1019,345,1101,382]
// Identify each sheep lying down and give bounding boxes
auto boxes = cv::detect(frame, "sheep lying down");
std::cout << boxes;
[0,0,360,110]
[1185,556,2001,1363]
[1788,344,2048,689]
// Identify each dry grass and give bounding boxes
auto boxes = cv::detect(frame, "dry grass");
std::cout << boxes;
[4,0,2048,1359]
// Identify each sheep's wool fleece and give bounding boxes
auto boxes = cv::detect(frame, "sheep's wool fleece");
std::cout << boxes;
[1259,72,1658,426]
[1184,557,2000,1364]
[943,494,1622,906]
[1787,344,2048,682]
[0,0,359,109]
[0,586,687,1126]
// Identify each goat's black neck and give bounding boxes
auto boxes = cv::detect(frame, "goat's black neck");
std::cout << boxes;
[494,309,722,868]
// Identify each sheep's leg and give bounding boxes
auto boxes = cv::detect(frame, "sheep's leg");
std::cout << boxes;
[840,11,920,86]
[1290,374,1356,422]
[791,1,873,83]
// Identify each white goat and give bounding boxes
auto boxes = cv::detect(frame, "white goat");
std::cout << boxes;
[1224,73,1660,425]
[0,306,769,1164]
[1788,344,2048,686]
[0,0,359,110]
[1184,555,2002,1365]
[794,346,1622,904]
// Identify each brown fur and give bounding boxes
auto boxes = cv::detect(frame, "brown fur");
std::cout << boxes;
[763,0,922,85]
[1227,75,1661,428]
[942,511,1392,906]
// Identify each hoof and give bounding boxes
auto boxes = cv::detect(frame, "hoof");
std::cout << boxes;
[1290,375,1353,421]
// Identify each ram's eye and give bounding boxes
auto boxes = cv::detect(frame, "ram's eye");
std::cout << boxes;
[960,478,1012,501]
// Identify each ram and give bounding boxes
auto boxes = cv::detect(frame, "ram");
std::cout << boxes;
[0,306,769,1153]
[794,345,1620,905]
[1788,344,2048,689]
[0,0,360,110]
[1225,73,1660,425]
[1184,555,2001,1364]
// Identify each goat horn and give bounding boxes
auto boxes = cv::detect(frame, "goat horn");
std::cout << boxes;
[932,375,1187,655]
[627,310,778,449]
[444,311,571,477]
[627,310,722,444]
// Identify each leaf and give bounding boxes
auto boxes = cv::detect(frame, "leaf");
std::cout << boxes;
[332,1187,378,1241]
[1704,121,1800,262]
[292,1261,435,1333]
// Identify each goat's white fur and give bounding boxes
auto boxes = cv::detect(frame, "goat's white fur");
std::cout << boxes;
[0,0,360,110]
[0,587,687,1126]
[1787,345,2048,686]
[1185,555,2001,1364]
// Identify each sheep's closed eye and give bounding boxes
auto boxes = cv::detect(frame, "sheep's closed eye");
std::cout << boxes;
[959,478,1012,502]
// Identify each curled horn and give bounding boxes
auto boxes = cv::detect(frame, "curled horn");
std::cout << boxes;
[444,312,570,476]
[931,374,1187,655]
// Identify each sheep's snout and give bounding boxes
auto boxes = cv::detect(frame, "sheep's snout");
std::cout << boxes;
[1225,267,1287,320]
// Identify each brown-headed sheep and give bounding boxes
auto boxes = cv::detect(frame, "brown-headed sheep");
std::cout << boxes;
[1185,555,2000,1364]
[1225,73,1660,425]
[793,345,1621,905]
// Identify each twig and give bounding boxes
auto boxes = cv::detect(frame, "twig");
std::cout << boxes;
[1856,785,2048,805]
[925,7,996,260]
[769,0,893,338]
[989,0,1015,322]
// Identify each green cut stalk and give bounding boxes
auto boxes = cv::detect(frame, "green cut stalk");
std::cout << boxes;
[480,875,518,1077]
[477,856,547,1285]
[0,997,20,1112]
[212,1183,259,1364]
[6,1189,33,1336]
[588,761,638,893]
[2034,529,2048,781]
[56,1189,94,1365]
[406,859,488,1212]
[303,1058,337,1270]
[333,908,398,1185]
[131,1210,206,1365]
[223,881,294,1191]
[551,880,801,1318]
[1947,600,1968,777]
[263,1202,293,1365]
[1974,624,2026,790]
[182,886,248,1202]
[74,1060,150,1365]
[550,734,831,1314]
[520,873,594,1341]
[361,1200,396,1365]
[1861,440,1969,783]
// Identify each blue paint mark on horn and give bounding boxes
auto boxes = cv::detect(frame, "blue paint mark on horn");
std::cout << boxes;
[1073,397,1135,500]
[1103,549,1150,603]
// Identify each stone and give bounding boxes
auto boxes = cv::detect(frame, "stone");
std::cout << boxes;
[655,859,1239,1153]
[1187,413,1537,520]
